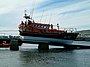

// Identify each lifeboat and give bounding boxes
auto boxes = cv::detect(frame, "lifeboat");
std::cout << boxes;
[18,11,79,45]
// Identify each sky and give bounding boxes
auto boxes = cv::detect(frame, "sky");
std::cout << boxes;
[0,0,90,35]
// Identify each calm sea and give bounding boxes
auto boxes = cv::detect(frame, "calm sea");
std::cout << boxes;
[0,41,90,67]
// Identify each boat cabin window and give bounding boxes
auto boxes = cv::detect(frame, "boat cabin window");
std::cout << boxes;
[41,25,44,28]
[34,24,50,29]
[34,25,37,27]
[44,26,46,29]
[38,25,41,28]
[44,26,49,29]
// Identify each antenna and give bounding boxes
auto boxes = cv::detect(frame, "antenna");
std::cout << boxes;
[40,10,44,22]
[30,0,36,20]
[49,12,52,24]
[24,10,27,16]
[24,10,30,19]
[30,8,34,19]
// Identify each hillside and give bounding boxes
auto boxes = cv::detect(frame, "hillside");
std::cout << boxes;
[78,30,90,33]
[76,30,90,41]
[77,30,90,36]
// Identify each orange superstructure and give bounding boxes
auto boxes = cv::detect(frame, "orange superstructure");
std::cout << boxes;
[19,12,65,34]
[19,21,65,33]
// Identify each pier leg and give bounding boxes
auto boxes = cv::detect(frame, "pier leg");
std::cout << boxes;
[38,44,49,50]
[18,39,22,46]
[64,45,78,49]
[10,40,19,51]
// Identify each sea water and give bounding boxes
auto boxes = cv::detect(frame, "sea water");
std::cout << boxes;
[0,41,90,67]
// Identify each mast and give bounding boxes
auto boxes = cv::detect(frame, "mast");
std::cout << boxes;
[24,10,27,17]
[30,0,36,20]
[49,12,52,24]
[24,10,30,19]
[30,8,34,20]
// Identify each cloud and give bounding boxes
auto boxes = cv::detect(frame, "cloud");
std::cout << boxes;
[36,0,85,11]
[60,7,90,15]
[59,0,90,15]
[0,0,46,15]
[0,6,14,15]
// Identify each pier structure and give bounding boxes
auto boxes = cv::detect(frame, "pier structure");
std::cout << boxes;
[0,35,90,51]
[10,39,50,51]
[0,30,90,51]
[9,36,90,51]
[0,30,50,50]
[0,34,90,51]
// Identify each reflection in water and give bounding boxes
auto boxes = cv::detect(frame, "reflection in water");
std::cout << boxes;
[18,42,90,67]
[0,42,90,67]
[19,48,79,67]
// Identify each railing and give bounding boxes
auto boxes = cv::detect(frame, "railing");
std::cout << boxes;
[59,28,77,33]
[51,24,77,33]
